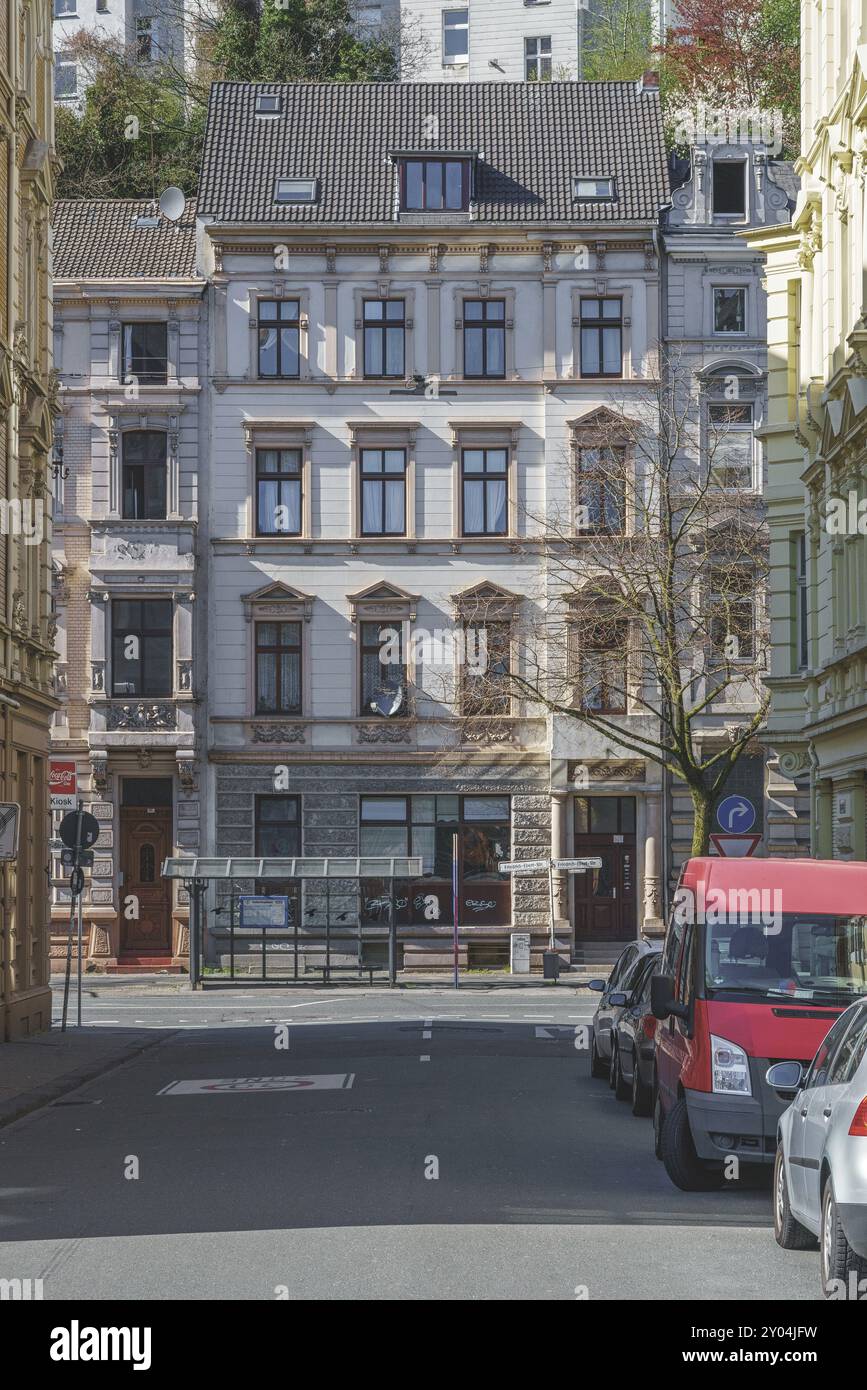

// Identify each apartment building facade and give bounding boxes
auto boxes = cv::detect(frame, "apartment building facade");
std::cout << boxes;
[195,78,670,968]
[747,3,867,861]
[50,199,206,970]
[52,0,211,108]
[0,0,60,1038]
[662,138,809,869]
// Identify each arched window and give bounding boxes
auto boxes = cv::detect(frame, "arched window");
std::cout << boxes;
[139,843,156,882]
[122,430,167,519]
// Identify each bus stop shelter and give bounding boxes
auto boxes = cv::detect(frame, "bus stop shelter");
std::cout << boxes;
[161,856,423,986]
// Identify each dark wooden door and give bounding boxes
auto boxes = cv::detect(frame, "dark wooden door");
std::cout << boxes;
[119,807,172,954]
[572,835,636,941]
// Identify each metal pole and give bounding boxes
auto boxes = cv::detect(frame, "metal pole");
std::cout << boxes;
[548,860,556,951]
[61,800,84,1032]
[452,830,460,989]
[76,888,82,1027]
[388,877,396,986]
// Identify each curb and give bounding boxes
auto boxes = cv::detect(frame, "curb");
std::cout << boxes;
[0,1030,173,1131]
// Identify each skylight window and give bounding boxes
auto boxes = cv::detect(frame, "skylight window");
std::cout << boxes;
[574,177,615,200]
[134,214,160,228]
[256,93,281,115]
[274,178,318,204]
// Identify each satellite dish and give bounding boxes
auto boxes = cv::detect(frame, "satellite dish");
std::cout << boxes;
[369,684,404,718]
[158,186,186,222]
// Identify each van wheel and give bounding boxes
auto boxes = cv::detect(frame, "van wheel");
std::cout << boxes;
[821,1176,866,1297]
[612,1044,630,1101]
[773,1145,815,1251]
[631,1051,652,1117]
[590,1032,607,1079]
[660,1098,724,1192]
[652,1084,664,1160]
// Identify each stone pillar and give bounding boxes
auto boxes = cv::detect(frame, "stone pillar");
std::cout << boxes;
[542,277,557,380]
[550,789,571,959]
[642,791,665,936]
[814,777,833,858]
[323,279,338,378]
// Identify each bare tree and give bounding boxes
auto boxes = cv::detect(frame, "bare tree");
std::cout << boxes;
[445,351,770,856]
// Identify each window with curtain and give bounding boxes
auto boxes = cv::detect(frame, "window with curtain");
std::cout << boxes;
[111,599,172,697]
[463,300,505,378]
[363,299,405,377]
[360,448,406,535]
[581,618,628,713]
[576,446,626,533]
[462,448,508,535]
[258,299,300,378]
[256,448,302,535]
[461,622,511,715]
[255,622,302,715]
[709,570,755,660]
[122,430,167,520]
[580,299,622,377]
[360,621,405,716]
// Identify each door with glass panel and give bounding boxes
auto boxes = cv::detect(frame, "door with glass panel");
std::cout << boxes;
[572,796,637,941]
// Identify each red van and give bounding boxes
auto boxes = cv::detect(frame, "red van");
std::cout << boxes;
[651,857,867,1191]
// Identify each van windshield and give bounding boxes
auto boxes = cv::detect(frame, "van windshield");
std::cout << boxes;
[703,913,867,1006]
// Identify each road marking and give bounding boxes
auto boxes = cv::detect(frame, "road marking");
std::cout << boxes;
[420,1055,430,1062]
[159,1073,355,1095]
[424,1018,433,1027]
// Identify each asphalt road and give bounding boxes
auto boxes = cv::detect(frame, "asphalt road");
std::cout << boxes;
[0,988,822,1300]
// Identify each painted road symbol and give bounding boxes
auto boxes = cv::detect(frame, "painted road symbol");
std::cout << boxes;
[158,1074,355,1095]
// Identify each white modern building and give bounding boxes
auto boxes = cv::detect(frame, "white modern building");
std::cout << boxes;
[52,0,211,108]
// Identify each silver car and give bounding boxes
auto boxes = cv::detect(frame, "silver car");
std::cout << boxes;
[770,998,867,1298]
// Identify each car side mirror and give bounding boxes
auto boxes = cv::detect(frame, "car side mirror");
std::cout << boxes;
[765,1060,804,1094]
[650,972,688,1021]
[608,991,628,1008]
[585,978,606,992]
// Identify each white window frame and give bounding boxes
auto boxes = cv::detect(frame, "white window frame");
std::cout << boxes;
[442,8,469,66]
[274,178,318,204]
[54,52,77,99]
[707,401,756,492]
[524,35,552,80]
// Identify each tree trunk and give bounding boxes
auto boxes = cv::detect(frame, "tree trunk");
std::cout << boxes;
[690,786,714,856]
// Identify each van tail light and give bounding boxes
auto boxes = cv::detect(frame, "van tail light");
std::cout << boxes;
[642,1015,656,1041]
[849,1097,867,1137]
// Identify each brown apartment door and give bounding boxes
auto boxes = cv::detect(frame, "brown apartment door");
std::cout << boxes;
[572,796,637,942]
[119,805,172,955]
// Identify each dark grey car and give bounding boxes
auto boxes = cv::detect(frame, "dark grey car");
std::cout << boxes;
[588,940,660,1078]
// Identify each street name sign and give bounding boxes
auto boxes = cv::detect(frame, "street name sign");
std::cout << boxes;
[551,857,603,872]
[499,859,550,874]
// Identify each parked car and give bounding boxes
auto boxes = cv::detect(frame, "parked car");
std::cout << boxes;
[771,997,867,1297]
[651,857,867,1191]
[588,939,659,1080]
[611,953,662,1116]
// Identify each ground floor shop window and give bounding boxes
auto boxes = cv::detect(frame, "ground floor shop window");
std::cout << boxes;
[358,793,511,926]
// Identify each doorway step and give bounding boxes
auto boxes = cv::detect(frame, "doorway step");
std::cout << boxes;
[106,956,185,974]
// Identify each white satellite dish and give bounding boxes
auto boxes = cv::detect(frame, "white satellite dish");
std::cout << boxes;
[369,684,405,718]
[158,186,186,223]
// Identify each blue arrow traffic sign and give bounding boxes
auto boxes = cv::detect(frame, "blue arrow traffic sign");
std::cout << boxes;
[716,795,756,834]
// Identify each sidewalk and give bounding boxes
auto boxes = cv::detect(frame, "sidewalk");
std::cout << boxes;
[0,1022,170,1130]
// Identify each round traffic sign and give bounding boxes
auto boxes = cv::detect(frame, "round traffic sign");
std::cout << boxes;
[715,795,756,834]
[58,810,100,850]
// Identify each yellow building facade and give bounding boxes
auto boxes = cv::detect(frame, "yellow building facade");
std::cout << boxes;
[0,0,60,1038]
[748,4,867,859]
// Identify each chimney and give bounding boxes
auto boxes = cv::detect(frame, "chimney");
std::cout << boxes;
[638,70,660,95]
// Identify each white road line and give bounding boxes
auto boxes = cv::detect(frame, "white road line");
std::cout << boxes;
[424,1018,433,1027]
[422,1030,432,1039]
[420,1055,430,1062]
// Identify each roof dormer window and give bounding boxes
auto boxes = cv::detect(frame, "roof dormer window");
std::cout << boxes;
[712,160,747,217]
[399,158,470,211]
[256,93,282,116]
[274,177,318,204]
[573,177,615,201]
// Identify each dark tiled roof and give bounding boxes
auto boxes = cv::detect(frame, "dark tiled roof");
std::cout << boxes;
[52,200,199,279]
[198,82,669,227]
[768,160,799,213]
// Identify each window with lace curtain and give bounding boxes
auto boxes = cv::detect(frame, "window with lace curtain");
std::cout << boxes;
[255,622,302,715]
[580,618,628,713]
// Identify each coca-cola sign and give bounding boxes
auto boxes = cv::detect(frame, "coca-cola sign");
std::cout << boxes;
[49,760,76,811]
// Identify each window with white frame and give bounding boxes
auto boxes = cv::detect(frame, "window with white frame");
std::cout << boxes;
[54,52,77,98]
[443,9,468,64]
[524,36,551,80]
[54,0,76,15]
[708,403,754,489]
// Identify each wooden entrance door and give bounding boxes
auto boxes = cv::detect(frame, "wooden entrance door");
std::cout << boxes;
[119,806,172,955]
[572,796,637,942]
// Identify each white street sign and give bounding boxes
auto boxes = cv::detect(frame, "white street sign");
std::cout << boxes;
[158,1074,355,1095]
[0,804,20,860]
[499,859,549,874]
[551,857,602,872]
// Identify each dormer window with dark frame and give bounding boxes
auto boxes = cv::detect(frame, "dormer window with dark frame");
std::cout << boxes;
[400,158,470,212]
[712,160,747,217]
